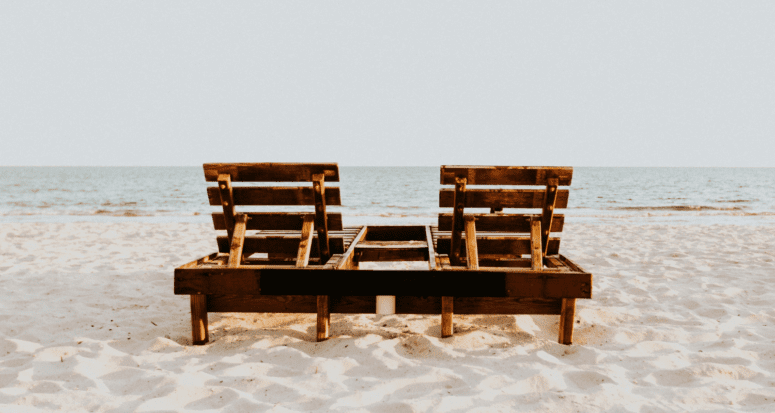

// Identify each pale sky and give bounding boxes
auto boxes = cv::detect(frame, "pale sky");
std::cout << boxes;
[1,1,774,167]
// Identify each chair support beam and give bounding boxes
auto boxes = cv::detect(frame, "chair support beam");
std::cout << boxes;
[530,218,542,271]
[449,177,467,266]
[190,295,209,345]
[227,214,248,268]
[312,174,331,264]
[296,215,315,268]
[541,178,559,257]
[217,174,236,242]
[558,298,576,344]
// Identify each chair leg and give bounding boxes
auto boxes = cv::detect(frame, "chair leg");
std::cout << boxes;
[190,295,209,345]
[317,295,330,341]
[441,296,453,338]
[558,298,576,345]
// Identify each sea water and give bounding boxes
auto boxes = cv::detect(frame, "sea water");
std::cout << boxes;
[1,167,774,226]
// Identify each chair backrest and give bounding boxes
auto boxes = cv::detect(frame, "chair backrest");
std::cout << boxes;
[437,165,573,260]
[204,163,342,262]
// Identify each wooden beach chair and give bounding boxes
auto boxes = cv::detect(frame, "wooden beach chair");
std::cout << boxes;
[175,163,362,344]
[175,163,591,345]
[431,166,592,344]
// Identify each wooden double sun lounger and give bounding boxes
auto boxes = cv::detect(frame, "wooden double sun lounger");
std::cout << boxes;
[174,163,592,345]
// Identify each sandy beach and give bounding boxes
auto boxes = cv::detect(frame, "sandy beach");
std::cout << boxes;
[1,222,774,412]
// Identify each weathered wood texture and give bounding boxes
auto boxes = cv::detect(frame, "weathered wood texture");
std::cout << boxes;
[440,166,573,186]
[477,258,533,268]
[558,298,577,344]
[207,187,341,206]
[295,215,315,267]
[541,178,559,256]
[205,295,563,315]
[336,227,368,270]
[449,177,467,266]
[435,237,561,256]
[217,174,236,241]
[190,295,209,345]
[441,297,453,338]
[174,266,592,298]
[530,218,542,271]
[439,189,569,209]
[227,214,248,268]
[178,253,220,270]
[204,163,340,182]
[438,214,564,233]
[355,241,429,262]
[464,217,479,270]
[212,212,343,231]
[312,174,331,263]
[317,295,330,341]
[425,225,437,271]
[216,236,345,256]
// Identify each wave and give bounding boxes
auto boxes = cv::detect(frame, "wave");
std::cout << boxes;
[608,205,746,212]
[0,210,201,218]
[100,201,139,207]
[571,211,775,218]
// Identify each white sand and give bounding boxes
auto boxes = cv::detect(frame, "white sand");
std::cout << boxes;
[1,222,775,412]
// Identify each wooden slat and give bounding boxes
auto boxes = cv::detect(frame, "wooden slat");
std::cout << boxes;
[355,241,429,261]
[436,237,561,256]
[558,254,588,273]
[227,214,248,268]
[530,218,542,271]
[245,257,317,265]
[205,295,562,315]
[450,177,467,266]
[336,226,368,270]
[355,241,428,248]
[207,187,342,206]
[179,253,220,269]
[440,166,573,186]
[295,215,314,267]
[204,163,340,182]
[217,174,236,241]
[212,212,343,231]
[174,267,592,298]
[217,236,345,256]
[545,256,564,268]
[439,189,569,209]
[541,178,559,256]
[355,242,430,262]
[438,214,564,233]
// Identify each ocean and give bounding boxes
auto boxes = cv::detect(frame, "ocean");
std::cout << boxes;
[1,167,774,226]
